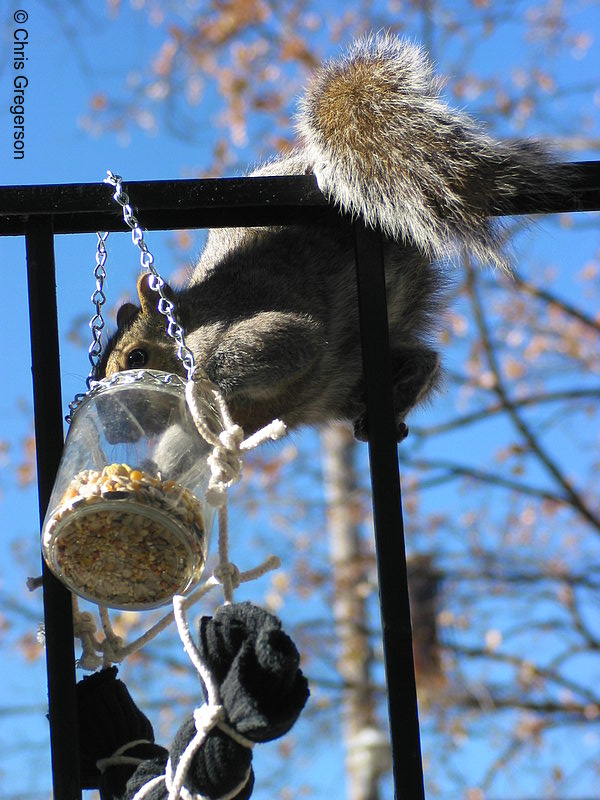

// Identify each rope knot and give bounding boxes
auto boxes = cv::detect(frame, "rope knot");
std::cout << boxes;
[101,634,125,664]
[206,431,244,503]
[73,610,97,635]
[79,654,103,671]
[193,703,225,735]
[219,425,244,451]
[208,444,242,484]
[213,562,241,590]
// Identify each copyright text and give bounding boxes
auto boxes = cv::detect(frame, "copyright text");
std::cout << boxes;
[11,10,29,160]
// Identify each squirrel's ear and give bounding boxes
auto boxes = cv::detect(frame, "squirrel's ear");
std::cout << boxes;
[136,273,176,316]
[116,302,140,330]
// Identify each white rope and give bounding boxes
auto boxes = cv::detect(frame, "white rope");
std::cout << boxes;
[102,578,221,663]
[165,707,223,800]
[98,605,124,667]
[237,556,281,583]
[185,374,287,606]
[70,551,281,668]
[158,597,254,800]
[72,596,103,670]
[240,420,287,452]
[96,738,155,773]
[131,773,166,800]
[215,719,254,751]
[173,595,220,707]
[185,376,287,510]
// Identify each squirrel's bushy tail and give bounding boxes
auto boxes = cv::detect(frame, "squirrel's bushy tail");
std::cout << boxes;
[296,33,562,269]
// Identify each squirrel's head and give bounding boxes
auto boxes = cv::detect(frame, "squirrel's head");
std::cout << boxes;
[95,273,185,380]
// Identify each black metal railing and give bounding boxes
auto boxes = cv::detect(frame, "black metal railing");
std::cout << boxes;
[1,162,599,800]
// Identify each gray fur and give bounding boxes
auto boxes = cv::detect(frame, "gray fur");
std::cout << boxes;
[98,34,562,439]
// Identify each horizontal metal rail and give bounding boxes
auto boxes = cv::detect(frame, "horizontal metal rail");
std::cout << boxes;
[1,161,599,235]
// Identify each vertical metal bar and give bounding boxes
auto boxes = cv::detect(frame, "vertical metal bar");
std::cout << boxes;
[353,221,425,800]
[25,216,81,800]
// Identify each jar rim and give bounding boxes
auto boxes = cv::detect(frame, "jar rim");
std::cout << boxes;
[68,370,187,422]
[88,368,186,395]
[72,369,190,418]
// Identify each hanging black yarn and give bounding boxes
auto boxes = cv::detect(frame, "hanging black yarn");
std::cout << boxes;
[79,603,309,800]
[196,602,310,742]
[76,666,160,791]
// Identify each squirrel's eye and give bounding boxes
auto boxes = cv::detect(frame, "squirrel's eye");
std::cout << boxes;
[127,348,148,369]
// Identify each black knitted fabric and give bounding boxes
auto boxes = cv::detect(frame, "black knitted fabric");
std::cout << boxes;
[76,666,155,789]
[104,744,169,800]
[197,602,310,742]
[117,754,169,800]
[80,604,309,800]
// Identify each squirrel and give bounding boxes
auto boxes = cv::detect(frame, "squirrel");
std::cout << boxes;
[97,33,564,441]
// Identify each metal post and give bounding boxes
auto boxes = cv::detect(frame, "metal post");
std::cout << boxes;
[25,215,81,800]
[353,221,425,800]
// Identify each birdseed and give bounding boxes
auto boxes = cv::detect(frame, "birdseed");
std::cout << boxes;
[43,463,207,608]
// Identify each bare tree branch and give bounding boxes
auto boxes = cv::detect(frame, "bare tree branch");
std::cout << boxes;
[410,387,600,437]
[465,261,600,531]
[403,456,568,503]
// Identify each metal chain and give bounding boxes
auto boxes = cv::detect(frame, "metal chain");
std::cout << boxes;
[67,171,200,423]
[87,231,109,389]
[103,171,198,380]
[66,231,110,421]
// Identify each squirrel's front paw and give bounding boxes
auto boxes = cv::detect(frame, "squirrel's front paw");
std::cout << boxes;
[353,415,409,443]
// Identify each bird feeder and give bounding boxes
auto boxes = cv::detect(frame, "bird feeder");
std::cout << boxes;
[41,369,221,610]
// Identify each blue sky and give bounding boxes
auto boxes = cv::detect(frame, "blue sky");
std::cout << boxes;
[0,1,599,798]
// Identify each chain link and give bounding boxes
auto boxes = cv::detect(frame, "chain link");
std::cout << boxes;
[103,171,197,379]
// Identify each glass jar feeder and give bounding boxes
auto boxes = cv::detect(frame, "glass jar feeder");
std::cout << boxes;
[42,369,221,610]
